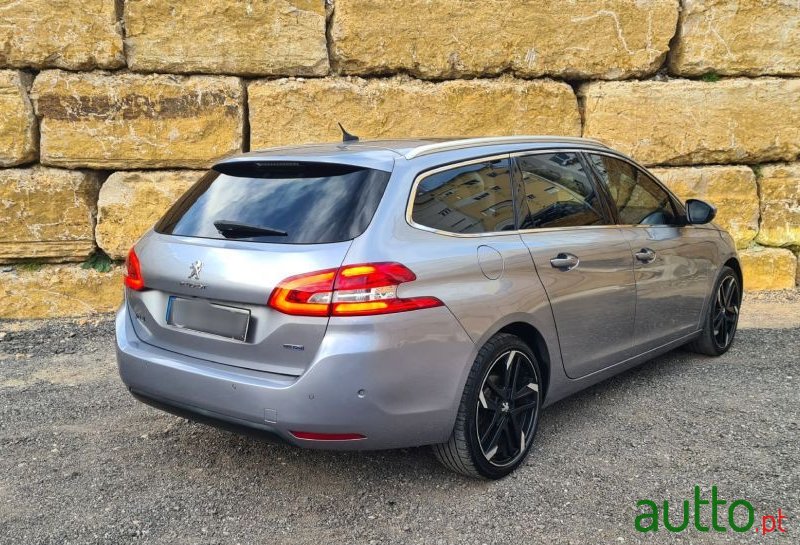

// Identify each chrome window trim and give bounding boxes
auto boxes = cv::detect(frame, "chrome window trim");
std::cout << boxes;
[406,148,624,238]
[514,224,628,234]
[405,154,518,239]
[404,136,607,160]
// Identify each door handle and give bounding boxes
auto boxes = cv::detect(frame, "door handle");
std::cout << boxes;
[550,252,580,271]
[635,248,656,264]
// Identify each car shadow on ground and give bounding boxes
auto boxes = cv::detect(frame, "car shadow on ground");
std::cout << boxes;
[160,340,711,486]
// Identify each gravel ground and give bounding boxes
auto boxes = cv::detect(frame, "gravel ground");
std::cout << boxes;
[1,293,798,544]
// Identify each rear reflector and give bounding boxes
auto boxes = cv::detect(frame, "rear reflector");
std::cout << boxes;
[268,262,443,317]
[290,431,366,441]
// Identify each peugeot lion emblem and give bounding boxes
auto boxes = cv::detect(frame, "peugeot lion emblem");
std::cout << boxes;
[188,260,203,280]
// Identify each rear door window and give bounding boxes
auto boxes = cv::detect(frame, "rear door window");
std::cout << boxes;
[514,153,608,229]
[156,162,391,244]
[411,158,515,234]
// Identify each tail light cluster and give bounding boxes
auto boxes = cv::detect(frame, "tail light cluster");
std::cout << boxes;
[268,262,442,317]
[124,248,145,291]
[122,251,439,318]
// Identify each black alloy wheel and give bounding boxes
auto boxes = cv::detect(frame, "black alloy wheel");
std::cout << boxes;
[476,349,539,467]
[687,265,741,356]
[433,333,543,479]
[712,274,740,350]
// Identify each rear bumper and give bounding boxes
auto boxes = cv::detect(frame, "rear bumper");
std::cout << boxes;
[129,389,287,443]
[115,303,476,450]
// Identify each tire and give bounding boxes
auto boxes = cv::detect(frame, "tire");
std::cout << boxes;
[432,333,543,479]
[687,265,741,356]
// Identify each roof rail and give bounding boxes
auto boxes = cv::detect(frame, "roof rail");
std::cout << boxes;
[404,136,608,159]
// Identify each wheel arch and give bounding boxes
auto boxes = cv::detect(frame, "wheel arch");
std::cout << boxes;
[497,321,551,401]
[724,257,743,290]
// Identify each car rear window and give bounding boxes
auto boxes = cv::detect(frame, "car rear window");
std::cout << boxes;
[155,162,391,244]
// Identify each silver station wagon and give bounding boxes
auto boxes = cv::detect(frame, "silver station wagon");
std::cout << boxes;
[116,136,741,479]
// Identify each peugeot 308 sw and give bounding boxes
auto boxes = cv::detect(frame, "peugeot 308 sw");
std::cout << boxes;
[116,136,742,479]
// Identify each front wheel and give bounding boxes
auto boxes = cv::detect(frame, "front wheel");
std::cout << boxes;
[432,333,542,479]
[687,266,741,356]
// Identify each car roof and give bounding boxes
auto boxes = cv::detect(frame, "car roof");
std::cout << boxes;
[215,136,611,172]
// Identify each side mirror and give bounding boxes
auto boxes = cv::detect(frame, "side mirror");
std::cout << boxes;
[685,199,717,225]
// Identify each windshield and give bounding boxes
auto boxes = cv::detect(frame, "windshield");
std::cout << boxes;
[155,162,392,244]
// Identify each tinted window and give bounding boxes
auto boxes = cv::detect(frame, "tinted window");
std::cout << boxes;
[156,162,391,244]
[515,153,606,229]
[588,155,676,225]
[412,159,515,234]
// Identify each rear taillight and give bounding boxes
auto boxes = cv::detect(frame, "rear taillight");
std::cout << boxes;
[268,262,442,317]
[267,268,337,317]
[123,247,145,291]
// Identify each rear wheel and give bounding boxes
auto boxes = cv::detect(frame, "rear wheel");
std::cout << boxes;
[433,333,542,479]
[687,266,741,356]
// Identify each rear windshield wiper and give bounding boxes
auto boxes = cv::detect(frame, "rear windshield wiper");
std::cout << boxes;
[213,220,288,238]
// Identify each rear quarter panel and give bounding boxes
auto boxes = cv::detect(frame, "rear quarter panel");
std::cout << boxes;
[346,156,566,408]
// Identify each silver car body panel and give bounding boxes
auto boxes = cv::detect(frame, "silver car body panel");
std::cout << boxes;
[116,137,740,450]
[127,233,354,376]
[621,225,718,351]
[117,300,476,449]
[520,227,637,379]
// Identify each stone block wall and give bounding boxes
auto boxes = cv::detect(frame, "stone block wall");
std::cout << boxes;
[0,0,798,318]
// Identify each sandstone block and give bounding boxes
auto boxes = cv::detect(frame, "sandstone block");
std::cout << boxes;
[0,70,37,166]
[0,0,123,70]
[650,166,758,249]
[96,170,202,259]
[125,0,328,76]
[0,166,100,263]
[248,77,580,148]
[31,71,244,169]
[755,163,800,248]
[581,79,800,166]
[739,247,797,291]
[670,0,800,76]
[0,265,123,319]
[331,0,678,80]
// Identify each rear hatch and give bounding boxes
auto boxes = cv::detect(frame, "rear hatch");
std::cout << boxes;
[126,161,392,376]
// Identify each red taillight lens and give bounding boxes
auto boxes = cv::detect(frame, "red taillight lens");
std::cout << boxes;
[334,262,416,290]
[268,262,443,317]
[267,268,337,317]
[123,247,145,291]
